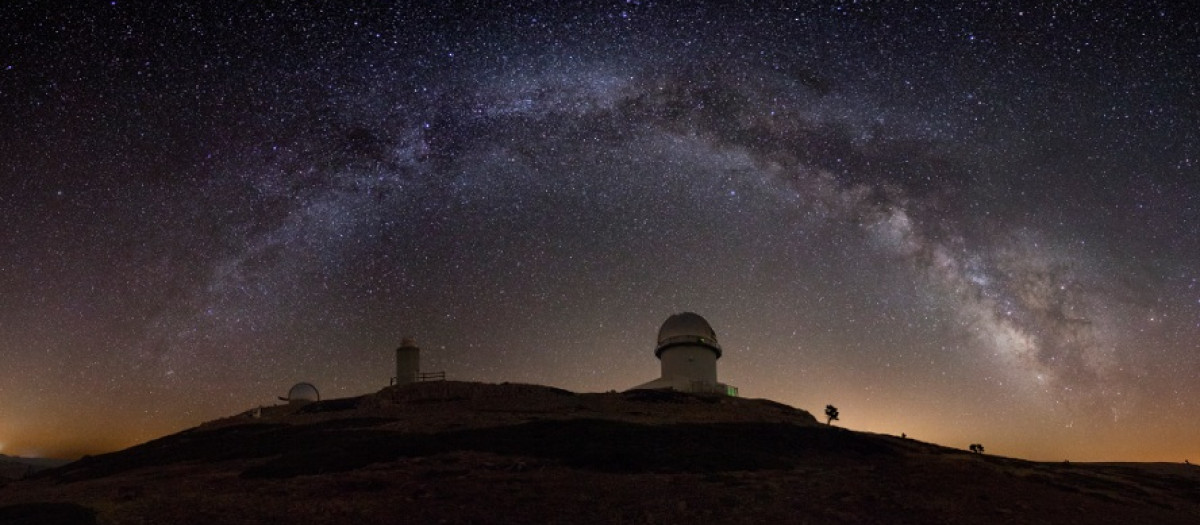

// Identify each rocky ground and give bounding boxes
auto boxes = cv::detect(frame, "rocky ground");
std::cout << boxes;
[1,381,1197,524]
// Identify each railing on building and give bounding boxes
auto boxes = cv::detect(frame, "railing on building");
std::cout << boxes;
[390,371,447,385]
[417,371,445,382]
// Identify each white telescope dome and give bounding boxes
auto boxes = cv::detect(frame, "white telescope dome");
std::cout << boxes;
[655,312,721,359]
[286,382,320,403]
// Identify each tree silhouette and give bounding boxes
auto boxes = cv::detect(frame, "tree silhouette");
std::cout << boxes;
[969,443,985,454]
[824,404,839,425]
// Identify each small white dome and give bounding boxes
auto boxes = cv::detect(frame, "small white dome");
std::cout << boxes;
[286,382,320,403]
[655,312,722,358]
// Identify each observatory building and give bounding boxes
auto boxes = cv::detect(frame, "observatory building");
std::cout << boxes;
[281,382,320,405]
[391,337,446,385]
[394,337,420,385]
[630,312,738,396]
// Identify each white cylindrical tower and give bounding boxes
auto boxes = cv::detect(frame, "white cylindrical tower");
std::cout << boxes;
[655,312,721,383]
[395,337,420,385]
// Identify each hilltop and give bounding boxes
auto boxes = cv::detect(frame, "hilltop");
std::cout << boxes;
[1,381,1197,524]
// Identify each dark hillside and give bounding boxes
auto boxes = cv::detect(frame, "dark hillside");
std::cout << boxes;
[3,382,1198,524]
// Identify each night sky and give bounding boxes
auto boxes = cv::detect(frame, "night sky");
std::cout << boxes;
[2,2,1197,462]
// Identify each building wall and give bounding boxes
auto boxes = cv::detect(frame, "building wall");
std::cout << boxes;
[659,345,718,383]
[629,376,736,396]
[395,347,419,385]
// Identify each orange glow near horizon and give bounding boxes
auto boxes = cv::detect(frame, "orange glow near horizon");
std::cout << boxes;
[4,368,1197,465]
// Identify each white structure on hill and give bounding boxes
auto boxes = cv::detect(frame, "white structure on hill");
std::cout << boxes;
[391,337,447,385]
[630,312,738,396]
[282,382,320,405]
[394,337,420,385]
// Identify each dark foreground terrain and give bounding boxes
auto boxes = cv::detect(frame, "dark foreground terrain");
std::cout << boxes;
[1,382,1197,524]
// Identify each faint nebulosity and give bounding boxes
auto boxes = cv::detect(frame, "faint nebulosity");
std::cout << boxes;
[1,2,1196,461]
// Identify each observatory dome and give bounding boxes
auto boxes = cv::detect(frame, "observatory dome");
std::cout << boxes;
[655,312,722,358]
[286,382,320,404]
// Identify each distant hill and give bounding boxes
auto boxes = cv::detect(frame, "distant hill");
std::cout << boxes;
[1,381,1198,524]
[0,455,70,480]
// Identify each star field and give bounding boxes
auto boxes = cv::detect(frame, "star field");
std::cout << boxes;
[1,2,1197,461]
